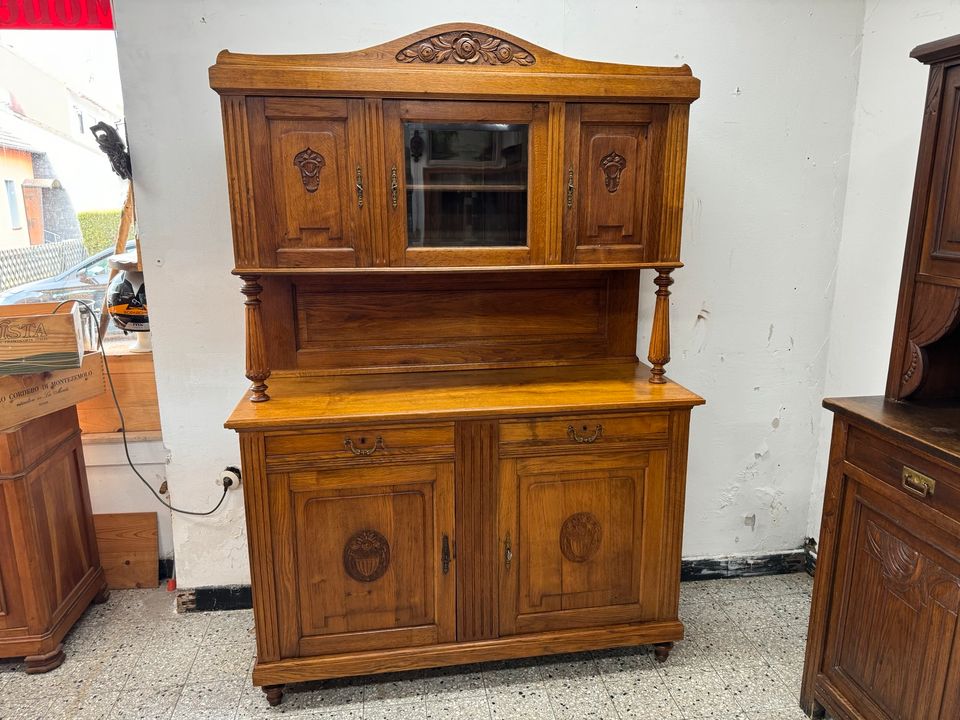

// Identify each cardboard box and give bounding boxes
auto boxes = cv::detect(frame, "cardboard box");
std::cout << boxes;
[0,301,86,375]
[0,351,105,431]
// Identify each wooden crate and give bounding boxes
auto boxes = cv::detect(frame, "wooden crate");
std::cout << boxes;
[0,302,86,375]
[77,350,161,434]
[0,351,105,432]
[93,512,159,589]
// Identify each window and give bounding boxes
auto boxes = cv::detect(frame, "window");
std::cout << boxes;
[5,180,21,229]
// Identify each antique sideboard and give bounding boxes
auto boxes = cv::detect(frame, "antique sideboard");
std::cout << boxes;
[210,25,703,705]
[801,34,960,720]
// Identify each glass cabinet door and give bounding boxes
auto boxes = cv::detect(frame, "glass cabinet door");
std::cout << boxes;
[385,101,548,266]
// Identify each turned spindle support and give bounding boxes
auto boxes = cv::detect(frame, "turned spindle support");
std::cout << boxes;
[263,684,284,706]
[239,274,271,402]
[647,268,674,384]
[653,641,674,663]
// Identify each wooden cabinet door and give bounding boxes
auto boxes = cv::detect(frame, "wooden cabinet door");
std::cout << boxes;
[248,97,374,268]
[920,64,960,281]
[563,104,667,264]
[498,450,668,635]
[383,100,549,267]
[269,462,455,657]
[822,477,960,719]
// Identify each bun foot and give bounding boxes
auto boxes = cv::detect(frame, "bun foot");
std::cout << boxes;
[653,641,674,663]
[263,685,284,706]
[93,584,111,604]
[24,644,65,674]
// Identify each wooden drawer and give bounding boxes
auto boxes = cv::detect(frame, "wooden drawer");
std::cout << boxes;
[846,425,960,519]
[499,412,669,456]
[264,423,455,469]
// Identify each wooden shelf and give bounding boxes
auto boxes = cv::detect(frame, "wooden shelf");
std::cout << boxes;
[407,184,527,192]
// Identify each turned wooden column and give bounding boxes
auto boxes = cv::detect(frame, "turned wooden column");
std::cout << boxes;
[239,275,270,402]
[647,268,674,384]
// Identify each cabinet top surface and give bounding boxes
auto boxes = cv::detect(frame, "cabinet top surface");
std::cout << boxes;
[209,23,700,102]
[825,395,960,466]
[225,363,704,430]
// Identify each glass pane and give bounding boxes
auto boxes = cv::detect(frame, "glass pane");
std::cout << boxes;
[404,122,528,248]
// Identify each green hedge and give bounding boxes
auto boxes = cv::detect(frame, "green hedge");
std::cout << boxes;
[78,210,133,255]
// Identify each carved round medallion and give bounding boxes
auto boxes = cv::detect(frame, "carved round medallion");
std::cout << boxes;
[343,529,390,583]
[560,512,602,563]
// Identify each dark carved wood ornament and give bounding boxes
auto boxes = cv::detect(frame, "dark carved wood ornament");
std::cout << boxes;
[396,30,535,66]
[293,148,325,193]
[560,512,603,562]
[343,530,391,583]
[600,151,627,193]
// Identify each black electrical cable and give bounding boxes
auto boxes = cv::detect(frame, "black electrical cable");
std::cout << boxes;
[50,299,228,516]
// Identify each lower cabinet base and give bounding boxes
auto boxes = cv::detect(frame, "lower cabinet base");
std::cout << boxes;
[252,619,683,696]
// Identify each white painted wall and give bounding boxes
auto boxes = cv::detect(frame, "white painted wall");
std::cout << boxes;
[807,0,960,541]
[111,0,866,587]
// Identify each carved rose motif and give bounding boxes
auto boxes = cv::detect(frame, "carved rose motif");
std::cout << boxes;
[343,529,390,583]
[600,151,627,193]
[396,31,535,66]
[293,148,325,193]
[560,512,602,563]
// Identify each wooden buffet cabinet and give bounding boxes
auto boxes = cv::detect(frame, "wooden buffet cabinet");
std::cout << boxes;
[801,35,960,720]
[210,25,703,706]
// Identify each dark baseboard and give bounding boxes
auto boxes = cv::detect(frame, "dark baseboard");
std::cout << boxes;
[175,548,814,612]
[681,549,807,582]
[177,584,252,612]
[159,558,175,581]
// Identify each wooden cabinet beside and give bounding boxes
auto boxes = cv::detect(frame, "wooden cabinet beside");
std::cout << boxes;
[803,34,960,720]
[214,25,702,706]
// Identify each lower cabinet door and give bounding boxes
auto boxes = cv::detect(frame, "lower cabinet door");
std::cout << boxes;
[822,478,960,720]
[269,462,456,657]
[498,449,668,634]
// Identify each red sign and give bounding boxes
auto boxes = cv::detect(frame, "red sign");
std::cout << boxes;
[0,0,113,29]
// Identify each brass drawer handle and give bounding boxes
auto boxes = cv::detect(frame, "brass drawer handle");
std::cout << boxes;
[441,534,451,575]
[390,165,399,209]
[504,533,513,570]
[567,424,603,444]
[566,166,575,208]
[344,435,384,456]
[355,165,364,208]
[901,467,936,499]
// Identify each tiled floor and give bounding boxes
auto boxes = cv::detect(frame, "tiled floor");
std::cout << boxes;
[0,573,815,719]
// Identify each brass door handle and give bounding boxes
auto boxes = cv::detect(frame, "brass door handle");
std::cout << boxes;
[566,166,575,208]
[567,424,603,444]
[902,467,936,498]
[504,533,513,570]
[441,534,451,575]
[390,165,398,209]
[344,436,384,456]
[356,165,364,208]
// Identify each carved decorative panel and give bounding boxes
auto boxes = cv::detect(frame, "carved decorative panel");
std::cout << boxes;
[396,31,535,66]
[293,148,326,193]
[560,512,603,563]
[600,151,627,193]
[343,529,390,583]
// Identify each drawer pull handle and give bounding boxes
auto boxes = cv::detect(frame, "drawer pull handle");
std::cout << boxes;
[566,166,575,208]
[390,165,399,209]
[441,534,451,575]
[344,436,384,456]
[567,424,603,444]
[901,467,936,498]
[504,533,513,570]
[355,165,364,208]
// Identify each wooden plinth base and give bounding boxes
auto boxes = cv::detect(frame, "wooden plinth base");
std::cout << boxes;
[24,644,65,674]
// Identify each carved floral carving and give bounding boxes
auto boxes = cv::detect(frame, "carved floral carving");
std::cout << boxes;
[343,529,390,583]
[600,151,627,193]
[560,512,602,563]
[396,31,535,66]
[293,148,325,193]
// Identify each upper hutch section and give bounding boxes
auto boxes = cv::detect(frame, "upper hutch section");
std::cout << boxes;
[209,24,700,271]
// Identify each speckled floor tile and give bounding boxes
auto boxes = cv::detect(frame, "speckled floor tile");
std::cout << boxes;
[425,695,492,720]
[109,685,181,720]
[747,706,810,720]
[46,688,121,720]
[544,676,619,719]
[171,679,244,719]
[363,701,426,719]
[0,693,55,720]
[763,592,814,626]
[718,597,782,629]
[720,664,798,712]
[362,671,426,709]
[421,665,485,698]
[486,686,555,720]
[2,659,78,697]
[235,679,364,718]
[203,610,256,646]
[123,640,201,691]
[660,668,743,719]
[690,628,769,669]
[188,641,255,683]
[742,625,807,667]
[604,675,684,719]
[480,663,543,691]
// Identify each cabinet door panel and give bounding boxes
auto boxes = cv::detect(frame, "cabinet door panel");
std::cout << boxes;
[270,462,455,657]
[563,104,667,264]
[823,478,960,719]
[921,64,960,280]
[249,98,372,268]
[499,451,667,635]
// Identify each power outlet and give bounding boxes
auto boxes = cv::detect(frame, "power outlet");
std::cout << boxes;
[218,466,242,490]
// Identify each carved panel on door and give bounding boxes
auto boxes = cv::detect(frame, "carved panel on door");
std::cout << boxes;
[826,490,960,719]
[921,64,960,278]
